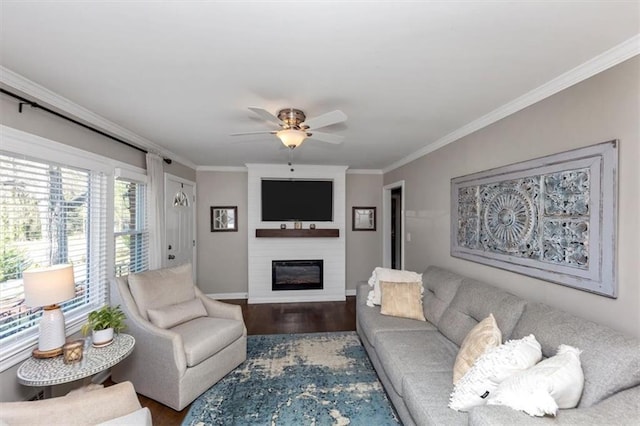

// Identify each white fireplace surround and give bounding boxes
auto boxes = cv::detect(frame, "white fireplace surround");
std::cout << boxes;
[247,164,347,303]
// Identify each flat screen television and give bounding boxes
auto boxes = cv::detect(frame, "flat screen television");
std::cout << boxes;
[261,179,333,222]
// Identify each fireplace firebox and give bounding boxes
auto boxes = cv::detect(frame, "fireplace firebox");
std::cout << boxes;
[272,260,323,291]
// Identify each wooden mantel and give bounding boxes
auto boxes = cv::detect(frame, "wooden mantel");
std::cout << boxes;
[255,228,340,238]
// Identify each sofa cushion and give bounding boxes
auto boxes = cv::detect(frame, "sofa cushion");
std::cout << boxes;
[147,297,208,329]
[128,263,195,320]
[97,408,152,426]
[375,330,458,397]
[470,386,640,426]
[358,304,437,348]
[453,313,502,384]
[380,281,426,321]
[422,266,464,325]
[510,302,640,408]
[486,344,584,416]
[171,316,244,367]
[438,278,526,346]
[403,371,469,425]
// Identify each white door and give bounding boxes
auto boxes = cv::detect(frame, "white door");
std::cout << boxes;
[164,174,195,273]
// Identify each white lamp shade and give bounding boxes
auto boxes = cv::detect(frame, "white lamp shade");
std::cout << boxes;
[276,129,307,148]
[23,264,76,307]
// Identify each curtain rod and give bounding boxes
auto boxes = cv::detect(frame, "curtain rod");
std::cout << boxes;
[0,88,172,164]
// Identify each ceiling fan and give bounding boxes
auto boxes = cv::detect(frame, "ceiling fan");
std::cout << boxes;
[232,107,347,149]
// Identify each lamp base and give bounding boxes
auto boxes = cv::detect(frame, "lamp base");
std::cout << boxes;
[37,304,66,355]
[32,347,63,359]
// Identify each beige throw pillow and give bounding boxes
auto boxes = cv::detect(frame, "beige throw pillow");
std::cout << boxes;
[379,281,426,321]
[147,298,208,329]
[367,267,423,306]
[453,313,502,384]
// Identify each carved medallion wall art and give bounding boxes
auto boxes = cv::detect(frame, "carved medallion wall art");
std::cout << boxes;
[451,141,618,297]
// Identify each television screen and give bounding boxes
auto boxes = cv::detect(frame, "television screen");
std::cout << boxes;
[261,179,333,222]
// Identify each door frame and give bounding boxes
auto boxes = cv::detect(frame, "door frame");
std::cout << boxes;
[164,173,197,277]
[382,180,405,269]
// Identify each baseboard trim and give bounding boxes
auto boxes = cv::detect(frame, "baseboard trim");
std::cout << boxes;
[206,291,355,301]
[248,295,346,304]
[206,292,248,300]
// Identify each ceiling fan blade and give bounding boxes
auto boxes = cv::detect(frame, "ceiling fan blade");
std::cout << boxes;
[248,106,283,125]
[303,110,347,130]
[230,131,276,136]
[307,131,344,144]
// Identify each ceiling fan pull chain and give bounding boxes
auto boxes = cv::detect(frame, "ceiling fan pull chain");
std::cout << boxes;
[288,147,295,172]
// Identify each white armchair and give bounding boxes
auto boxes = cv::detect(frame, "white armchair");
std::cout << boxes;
[0,382,151,425]
[110,263,246,411]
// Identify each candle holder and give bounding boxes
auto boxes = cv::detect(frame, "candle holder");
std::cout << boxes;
[62,340,84,364]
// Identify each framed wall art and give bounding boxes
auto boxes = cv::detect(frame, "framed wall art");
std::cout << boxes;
[451,140,618,297]
[352,207,376,231]
[211,206,238,232]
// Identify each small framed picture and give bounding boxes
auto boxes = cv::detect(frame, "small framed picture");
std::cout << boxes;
[211,206,238,232]
[352,207,376,231]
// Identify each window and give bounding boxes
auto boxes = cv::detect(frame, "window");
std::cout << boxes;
[114,178,148,277]
[0,151,108,368]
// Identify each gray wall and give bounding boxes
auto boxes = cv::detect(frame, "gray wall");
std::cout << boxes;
[196,170,249,294]
[0,93,196,180]
[346,173,383,291]
[384,57,640,338]
[0,94,146,169]
[195,171,384,295]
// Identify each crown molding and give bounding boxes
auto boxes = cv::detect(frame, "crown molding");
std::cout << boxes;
[346,169,383,175]
[383,34,640,174]
[197,165,248,172]
[0,66,197,170]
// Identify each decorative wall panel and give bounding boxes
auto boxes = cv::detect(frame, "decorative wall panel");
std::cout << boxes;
[451,141,618,297]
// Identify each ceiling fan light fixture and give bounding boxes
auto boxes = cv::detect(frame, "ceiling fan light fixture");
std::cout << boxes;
[276,129,307,148]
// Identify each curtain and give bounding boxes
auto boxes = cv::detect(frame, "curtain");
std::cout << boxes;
[146,153,164,270]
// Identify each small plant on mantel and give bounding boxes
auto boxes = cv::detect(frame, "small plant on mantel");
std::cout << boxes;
[81,305,126,345]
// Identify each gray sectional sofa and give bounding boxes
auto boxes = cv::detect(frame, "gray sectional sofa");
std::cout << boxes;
[356,266,640,425]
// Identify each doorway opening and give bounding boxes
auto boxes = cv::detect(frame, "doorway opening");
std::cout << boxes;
[391,187,402,269]
[383,180,405,270]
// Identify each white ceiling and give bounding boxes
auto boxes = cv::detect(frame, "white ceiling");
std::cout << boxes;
[1,1,638,170]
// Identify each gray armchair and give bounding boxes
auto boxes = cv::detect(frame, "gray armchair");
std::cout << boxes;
[110,263,246,411]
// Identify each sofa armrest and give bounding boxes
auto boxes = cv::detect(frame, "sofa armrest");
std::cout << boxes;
[469,386,640,426]
[356,282,370,306]
[0,382,143,425]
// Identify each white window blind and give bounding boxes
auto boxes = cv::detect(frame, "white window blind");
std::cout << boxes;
[0,152,108,366]
[114,178,149,277]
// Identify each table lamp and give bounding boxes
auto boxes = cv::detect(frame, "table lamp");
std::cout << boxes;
[23,264,76,358]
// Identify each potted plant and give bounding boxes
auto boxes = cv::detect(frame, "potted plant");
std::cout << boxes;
[81,305,126,346]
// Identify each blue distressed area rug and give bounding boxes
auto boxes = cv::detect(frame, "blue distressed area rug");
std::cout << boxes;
[181,331,400,425]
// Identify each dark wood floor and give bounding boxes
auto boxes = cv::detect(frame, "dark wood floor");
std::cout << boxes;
[114,297,357,426]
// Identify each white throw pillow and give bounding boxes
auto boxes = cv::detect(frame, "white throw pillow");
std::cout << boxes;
[449,334,542,412]
[366,267,423,307]
[486,344,584,417]
[453,313,502,384]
